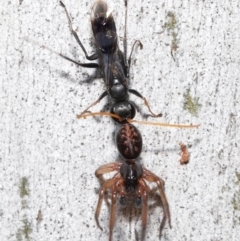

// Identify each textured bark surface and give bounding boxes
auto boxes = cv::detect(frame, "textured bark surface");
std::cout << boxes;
[1,0,240,240]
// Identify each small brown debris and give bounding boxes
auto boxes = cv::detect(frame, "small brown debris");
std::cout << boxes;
[179,142,190,164]
[36,209,43,224]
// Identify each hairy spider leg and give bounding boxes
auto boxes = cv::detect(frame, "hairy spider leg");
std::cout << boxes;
[136,178,149,241]
[142,168,172,237]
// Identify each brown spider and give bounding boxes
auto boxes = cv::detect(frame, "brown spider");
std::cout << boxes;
[94,124,171,241]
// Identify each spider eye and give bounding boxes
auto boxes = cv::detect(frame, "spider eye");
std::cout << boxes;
[119,196,127,207]
[134,196,142,208]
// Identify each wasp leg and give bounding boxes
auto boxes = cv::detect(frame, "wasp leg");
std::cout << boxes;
[76,91,108,117]
[129,89,162,117]
[128,40,143,74]
[60,1,99,60]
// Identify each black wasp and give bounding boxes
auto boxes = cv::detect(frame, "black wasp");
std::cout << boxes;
[59,0,161,118]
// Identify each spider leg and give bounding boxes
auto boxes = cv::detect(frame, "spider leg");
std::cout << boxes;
[137,178,149,241]
[109,191,117,241]
[142,168,171,237]
[95,173,121,230]
[95,162,121,178]
[109,178,125,241]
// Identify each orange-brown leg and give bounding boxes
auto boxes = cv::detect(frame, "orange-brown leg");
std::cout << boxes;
[95,173,121,230]
[95,162,121,178]
[109,191,117,241]
[137,179,149,241]
[76,91,108,117]
[129,89,162,117]
[109,178,125,241]
[142,168,171,237]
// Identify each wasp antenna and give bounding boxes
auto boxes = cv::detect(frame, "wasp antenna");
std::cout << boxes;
[77,112,200,128]
[76,112,123,122]
[127,119,200,128]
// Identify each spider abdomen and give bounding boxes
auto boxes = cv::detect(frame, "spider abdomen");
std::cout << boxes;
[116,124,142,159]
